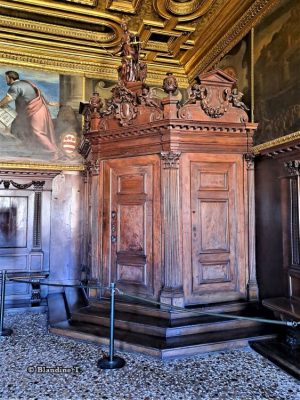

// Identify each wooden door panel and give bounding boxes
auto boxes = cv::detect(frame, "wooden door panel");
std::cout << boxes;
[190,160,242,300]
[103,157,160,297]
[199,200,229,252]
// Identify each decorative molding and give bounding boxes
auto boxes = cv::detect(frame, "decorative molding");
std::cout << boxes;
[106,0,142,14]
[154,0,216,22]
[252,131,300,155]
[0,180,45,190]
[61,0,97,5]
[0,16,115,43]
[161,151,181,169]
[0,161,84,171]
[284,160,300,176]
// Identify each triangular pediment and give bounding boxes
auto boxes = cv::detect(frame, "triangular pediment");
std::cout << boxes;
[198,69,237,84]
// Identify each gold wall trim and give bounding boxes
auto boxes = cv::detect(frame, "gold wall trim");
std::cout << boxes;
[253,131,300,155]
[0,161,85,171]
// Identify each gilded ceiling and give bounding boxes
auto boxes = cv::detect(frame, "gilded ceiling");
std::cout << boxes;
[0,0,279,85]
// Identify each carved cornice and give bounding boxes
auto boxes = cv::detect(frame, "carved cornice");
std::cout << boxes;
[284,160,300,176]
[88,120,256,142]
[161,151,181,169]
[252,131,300,156]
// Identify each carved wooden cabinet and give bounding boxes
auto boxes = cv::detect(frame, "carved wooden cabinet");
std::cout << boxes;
[82,70,258,307]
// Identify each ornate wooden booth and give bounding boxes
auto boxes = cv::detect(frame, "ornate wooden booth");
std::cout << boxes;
[80,68,258,310]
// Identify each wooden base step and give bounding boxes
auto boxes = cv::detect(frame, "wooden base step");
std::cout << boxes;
[50,320,277,360]
[71,304,266,338]
[90,298,260,321]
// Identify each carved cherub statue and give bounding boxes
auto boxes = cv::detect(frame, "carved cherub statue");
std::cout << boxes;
[227,87,249,111]
[138,85,161,108]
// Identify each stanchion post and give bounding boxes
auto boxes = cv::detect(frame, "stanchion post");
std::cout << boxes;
[0,270,13,337]
[97,282,125,369]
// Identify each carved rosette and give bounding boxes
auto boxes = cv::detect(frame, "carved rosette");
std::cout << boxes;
[284,160,300,176]
[161,151,181,169]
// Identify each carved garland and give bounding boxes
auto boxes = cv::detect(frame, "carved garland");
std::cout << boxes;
[0,180,45,190]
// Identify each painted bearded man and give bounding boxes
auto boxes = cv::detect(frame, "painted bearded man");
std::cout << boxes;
[0,71,60,160]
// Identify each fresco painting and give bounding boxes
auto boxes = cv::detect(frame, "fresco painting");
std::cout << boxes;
[254,0,300,144]
[0,66,82,163]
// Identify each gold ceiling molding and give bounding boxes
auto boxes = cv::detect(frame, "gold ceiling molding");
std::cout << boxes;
[0,0,281,82]
[106,0,142,14]
[252,131,300,155]
[0,16,117,45]
[0,45,188,86]
[0,0,121,23]
[0,47,119,79]
[154,0,216,21]
[60,0,97,5]
[185,0,280,79]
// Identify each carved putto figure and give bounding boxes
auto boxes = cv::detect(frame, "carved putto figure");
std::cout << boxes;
[137,85,161,108]
[227,87,250,111]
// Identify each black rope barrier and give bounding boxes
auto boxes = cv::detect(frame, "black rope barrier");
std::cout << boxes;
[2,274,299,371]
[7,277,106,290]
[116,289,300,328]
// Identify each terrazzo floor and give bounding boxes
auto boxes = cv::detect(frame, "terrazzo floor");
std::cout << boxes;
[0,312,299,400]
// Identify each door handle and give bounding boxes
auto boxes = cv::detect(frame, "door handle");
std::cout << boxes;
[111,211,117,243]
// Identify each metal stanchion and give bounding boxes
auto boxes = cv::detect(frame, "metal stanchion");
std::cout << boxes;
[97,282,125,369]
[0,270,13,337]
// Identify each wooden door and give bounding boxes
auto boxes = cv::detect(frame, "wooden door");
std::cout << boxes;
[102,156,161,298]
[182,154,246,304]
